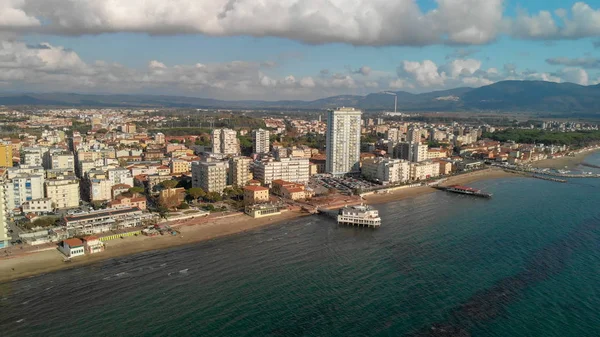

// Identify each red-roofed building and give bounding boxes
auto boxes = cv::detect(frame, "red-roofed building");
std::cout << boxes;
[272,180,310,201]
[58,238,85,258]
[109,195,147,210]
[243,185,270,205]
[82,236,105,254]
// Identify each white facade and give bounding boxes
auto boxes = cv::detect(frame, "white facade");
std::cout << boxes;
[362,158,410,185]
[89,179,112,201]
[107,168,134,187]
[192,160,228,193]
[6,173,45,210]
[252,129,270,154]
[412,142,429,163]
[228,156,252,187]
[45,177,81,209]
[0,182,9,248]
[410,161,440,181]
[21,147,46,166]
[211,128,240,155]
[326,107,362,177]
[253,157,310,186]
[64,207,143,235]
[22,198,53,214]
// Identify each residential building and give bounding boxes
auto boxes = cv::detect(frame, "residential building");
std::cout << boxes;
[244,203,281,218]
[22,198,53,214]
[252,128,270,154]
[361,158,410,185]
[44,151,75,171]
[64,207,143,235]
[0,173,9,248]
[253,157,310,186]
[158,188,185,208]
[211,128,240,155]
[228,156,252,187]
[21,147,46,166]
[107,168,134,187]
[109,195,147,210]
[326,107,362,177]
[111,184,131,199]
[243,185,270,205]
[272,180,308,200]
[82,236,105,254]
[192,160,228,193]
[154,132,166,144]
[6,173,45,210]
[58,238,85,258]
[170,159,191,174]
[89,179,112,202]
[386,128,400,142]
[390,141,428,162]
[0,142,13,167]
[410,161,440,181]
[45,176,81,209]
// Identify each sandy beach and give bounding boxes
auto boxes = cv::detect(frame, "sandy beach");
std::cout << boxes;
[0,167,549,283]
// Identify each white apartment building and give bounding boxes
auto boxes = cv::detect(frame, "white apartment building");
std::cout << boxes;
[228,156,252,187]
[47,151,75,170]
[0,176,9,248]
[6,173,45,210]
[21,147,46,166]
[192,160,228,193]
[412,142,429,162]
[326,107,362,177]
[386,128,400,142]
[410,161,440,181]
[252,129,270,154]
[253,157,310,186]
[45,176,81,209]
[22,198,53,214]
[64,207,143,235]
[89,179,112,202]
[362,158,410,185]
[211,128,240,155]
[107,168,134,187]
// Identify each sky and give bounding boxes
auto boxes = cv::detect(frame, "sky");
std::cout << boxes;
[1,0,600,100]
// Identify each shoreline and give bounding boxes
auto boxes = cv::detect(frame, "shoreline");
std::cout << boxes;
[530,147,600,169]
[0,159,584,283]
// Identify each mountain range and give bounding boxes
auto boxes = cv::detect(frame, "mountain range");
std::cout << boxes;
[2,80,600,114]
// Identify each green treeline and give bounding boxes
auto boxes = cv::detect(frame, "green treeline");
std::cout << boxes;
[483,129,600,147]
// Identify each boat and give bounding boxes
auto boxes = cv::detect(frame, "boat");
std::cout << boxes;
[337,205,381,228]
[436,185,492,198]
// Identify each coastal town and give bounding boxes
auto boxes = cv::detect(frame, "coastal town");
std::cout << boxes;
[1,106,599,280]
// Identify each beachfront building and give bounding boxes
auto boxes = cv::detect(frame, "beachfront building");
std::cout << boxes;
[211,128,240,155]
[58,238,85,258]
[244,203,281,218]
[253,157,310,187]
[361,158,411,185]
[252,128,270,154]
[192,160,228,194]
[5,172,45,210]
[45,176,80,209]
[64,207,143,235]
[82,236,105,254]
[228,156,252,187]
[243,185,270,205]
[0,175,10,248]
[326,107,362,177]
[409,161,440,181]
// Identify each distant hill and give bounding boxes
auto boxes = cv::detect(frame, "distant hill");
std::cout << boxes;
[2,81,600,113]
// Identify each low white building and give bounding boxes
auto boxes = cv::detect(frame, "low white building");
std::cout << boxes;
[21,198,53,214]
[64,207,143,235]
[362,158,410,185]
[410,161,440,181]
[253,157,310,186]
[58,238,85,258]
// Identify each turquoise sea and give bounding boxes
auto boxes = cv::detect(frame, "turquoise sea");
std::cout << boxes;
[2,152,600,337]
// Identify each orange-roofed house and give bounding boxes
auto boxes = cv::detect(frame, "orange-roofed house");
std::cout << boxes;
[272,180,308,201]
[244,185,270,205]
[58,238,85,258]
[109,195,147,210]
[82,236,105,254]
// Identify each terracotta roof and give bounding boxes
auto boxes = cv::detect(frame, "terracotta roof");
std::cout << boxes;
[63,238,84,247]
[112,183,131,190]
[244,185,269,192]
[285,187,305,193]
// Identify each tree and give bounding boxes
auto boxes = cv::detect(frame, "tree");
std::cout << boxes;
[96,128,108,134]
[177,202,190,210]
[187,187,206,201]
[160,180,179,189]
[205,192,222,203]
[129,186,145,195]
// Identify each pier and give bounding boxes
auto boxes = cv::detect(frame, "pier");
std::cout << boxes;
[531,175,567,183]
[581,162,600,169]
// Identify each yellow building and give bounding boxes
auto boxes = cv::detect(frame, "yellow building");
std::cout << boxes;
[0,143,13,167]
[243,185,270,205]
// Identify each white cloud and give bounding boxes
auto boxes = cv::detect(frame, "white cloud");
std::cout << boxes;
[299,77,315,88]
[444,58,482,78]
[0,0,505,45]
[560,67,589,85]
[400,60,446,87]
